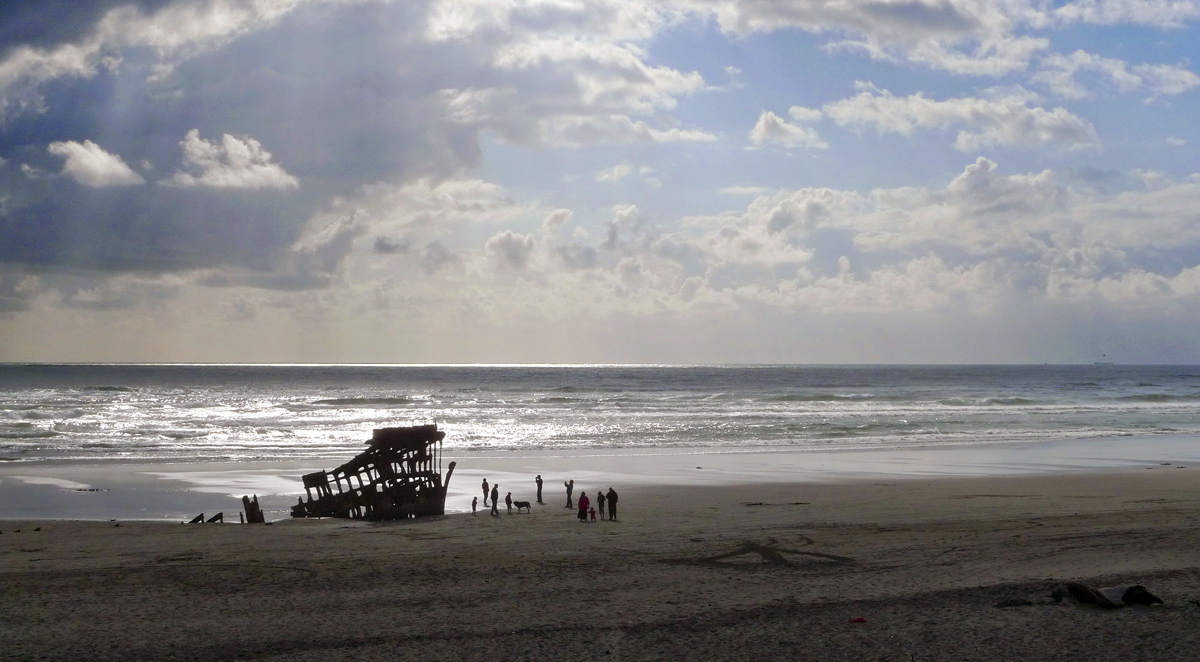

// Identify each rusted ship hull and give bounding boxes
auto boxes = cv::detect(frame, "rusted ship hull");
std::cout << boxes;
[291,423,456,521]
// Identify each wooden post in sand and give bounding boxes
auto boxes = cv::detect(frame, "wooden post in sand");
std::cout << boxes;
[242,495,265,524]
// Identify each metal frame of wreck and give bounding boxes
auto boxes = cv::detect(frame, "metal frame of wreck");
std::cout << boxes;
[293,423,456,520]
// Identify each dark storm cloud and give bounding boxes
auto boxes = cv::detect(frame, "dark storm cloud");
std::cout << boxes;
[0,0,485,281]
[0,1,174,52]
[0,171,303,272]
[373,236,411,254]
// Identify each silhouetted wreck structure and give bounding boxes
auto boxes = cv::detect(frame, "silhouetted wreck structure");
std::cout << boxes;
[291,424,456,521]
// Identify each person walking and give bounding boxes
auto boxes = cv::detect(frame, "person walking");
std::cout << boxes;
[535,475,544,504]
[482,478,490,507]
[505,491,513,515]
[490,484,500,517]
[596,490,606,520]
[577,491,590,522]
[564,479,574,508]
[606,487,618,521]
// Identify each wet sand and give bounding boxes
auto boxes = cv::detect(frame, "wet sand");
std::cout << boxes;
[3,466,1200,661]
[4,433,1200,521]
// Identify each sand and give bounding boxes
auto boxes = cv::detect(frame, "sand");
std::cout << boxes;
[3,464,1200,661]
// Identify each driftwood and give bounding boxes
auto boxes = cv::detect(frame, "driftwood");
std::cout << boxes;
[290,423,456,521]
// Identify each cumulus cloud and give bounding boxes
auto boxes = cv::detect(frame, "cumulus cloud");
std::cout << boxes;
[542,208,574,230]
[596,163,633,182]
[165,130,298,190]
[485,230,536,269]
[1033,50,1200,100]
[47,140,145,187]
[821,84,1099,151]
[749,110,827,149]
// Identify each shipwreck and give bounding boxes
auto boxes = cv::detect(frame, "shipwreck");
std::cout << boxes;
[291,423,456,521]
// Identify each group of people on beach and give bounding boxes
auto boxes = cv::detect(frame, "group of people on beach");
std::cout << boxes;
[471,475,618,522]
[563,479,618,522]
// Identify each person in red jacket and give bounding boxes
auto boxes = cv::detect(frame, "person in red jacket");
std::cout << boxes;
[577,492,589,522]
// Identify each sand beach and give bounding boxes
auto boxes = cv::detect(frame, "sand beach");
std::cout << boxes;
[3,445,1200,661]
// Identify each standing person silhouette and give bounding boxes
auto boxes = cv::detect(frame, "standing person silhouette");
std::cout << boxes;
[471,497,477,516]
[577,491,589,522]
[596,490,606,520]
[535,475,544,504]
[606,487,618,521]
[564,479,574,508]
[490,484,500,517]
[482,478,490,507]
[505,491,513,515]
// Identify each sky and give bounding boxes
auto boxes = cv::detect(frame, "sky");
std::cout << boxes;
[1,0,1199,364]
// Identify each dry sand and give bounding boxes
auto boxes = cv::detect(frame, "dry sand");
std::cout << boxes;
[3,465,1200,661]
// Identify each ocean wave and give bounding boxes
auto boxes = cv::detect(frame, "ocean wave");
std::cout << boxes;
[1115,393,1200,403]
[0,429,60,439]
[21,408,86,420]
[811,421,928,437]
[311,397,415,407]
[163,431,211,440]
[83,385,133,392]
[767,393,897,403]
[179,401,223,409]
[536,396,583,404]
[938,397,1041,407]
[548,386,626,394]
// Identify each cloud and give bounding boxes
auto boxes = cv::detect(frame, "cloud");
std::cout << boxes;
[821,84,1099,151]
[720,186,771,196]
[540,115,717,146]
[164,130,298,189]
[373,236,411,254]
[484,229,535,269]
[0,0,320,116]
[1033,50,1200,100]
[596,163,633,182]
[432,9,715,148]
[692,0,1049,76]
[245,211,366,290]
[1046,0,1200,28]
[749,110,827,149]
[445,93,718,146]
[542,208,574,230]
[60,273,183,311]
[47,140,145,187]
[420,241,458,274]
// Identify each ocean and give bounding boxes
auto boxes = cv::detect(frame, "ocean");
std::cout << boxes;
[4,363,1200,464]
